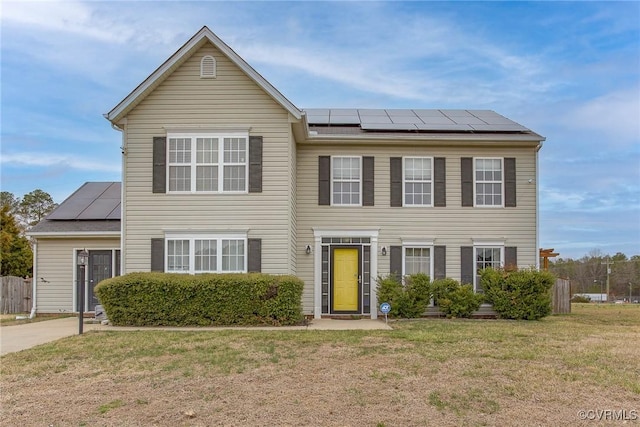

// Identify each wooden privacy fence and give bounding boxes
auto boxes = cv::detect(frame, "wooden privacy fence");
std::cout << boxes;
[1,276,32,314]
[552,278,571,314]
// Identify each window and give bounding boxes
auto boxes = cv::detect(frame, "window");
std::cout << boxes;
[167,133,247,193]
[403,157,432,206]
[332,156,361,205]
[475,158,503,206]
[474,246,503,292]
[165,235,246,273]
[403,246,432,277]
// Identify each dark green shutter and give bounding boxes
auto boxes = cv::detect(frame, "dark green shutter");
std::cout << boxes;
[505,246,517,269]
[389,246,402,281]
[318,156,331,205]
[434,157,446,207]
[362,156,374,206]
[504,157,516,207]
[434,245,446,279]
[461,157,473,207]
[151,238,164,272]
[249,136,263,193]
[390,157,402,207]
[248,238,262,272]
[153,137,167,194]
[460,246,473,284]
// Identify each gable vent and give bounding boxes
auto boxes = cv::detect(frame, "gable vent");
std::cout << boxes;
[200,55,216,78]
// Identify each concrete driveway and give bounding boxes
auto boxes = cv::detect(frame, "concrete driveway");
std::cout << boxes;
[1,317,391,356]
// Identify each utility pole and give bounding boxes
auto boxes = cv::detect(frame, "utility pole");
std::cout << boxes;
[602,257,613,302]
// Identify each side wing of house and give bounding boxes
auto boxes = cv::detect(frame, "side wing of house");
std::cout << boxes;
[109,30,299,276]
[294,111,543,318]
[28,182,122,313]
[32,237,120,313]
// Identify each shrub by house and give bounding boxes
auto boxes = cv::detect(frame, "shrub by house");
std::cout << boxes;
[95,272,304,326]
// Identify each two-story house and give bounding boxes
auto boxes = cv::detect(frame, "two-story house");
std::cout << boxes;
[30,26,544,319]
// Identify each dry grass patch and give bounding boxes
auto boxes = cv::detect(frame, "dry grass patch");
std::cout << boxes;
[1,304,639,426]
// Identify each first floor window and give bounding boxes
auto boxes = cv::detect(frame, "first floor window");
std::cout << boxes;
[474,246,503,292]
[166,235,246,273]
[403,247,432,276]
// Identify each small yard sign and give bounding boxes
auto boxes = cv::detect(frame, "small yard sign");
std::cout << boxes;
[380,302,391,324]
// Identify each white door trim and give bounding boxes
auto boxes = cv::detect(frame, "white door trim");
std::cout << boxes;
[312,229,379,319]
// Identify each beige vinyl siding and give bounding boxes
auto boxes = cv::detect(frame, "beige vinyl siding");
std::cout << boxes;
[296,143,538,314]
[34,238,120,313]
[288,126,298,274]
[122,42,295,274]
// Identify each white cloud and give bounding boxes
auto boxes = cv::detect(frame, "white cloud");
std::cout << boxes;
[1,153,121,173]
[566,89,640,145]
[2,0,134,44]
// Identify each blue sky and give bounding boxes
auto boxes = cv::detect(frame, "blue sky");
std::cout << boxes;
[1,1,639,259]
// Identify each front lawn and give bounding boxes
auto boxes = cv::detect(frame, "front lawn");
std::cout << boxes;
[1,304,638,426]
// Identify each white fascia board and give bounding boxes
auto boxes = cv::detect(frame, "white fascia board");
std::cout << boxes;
[105,26,301,123]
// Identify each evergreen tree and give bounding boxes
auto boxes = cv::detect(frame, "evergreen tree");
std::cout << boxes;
[1,205,33,277]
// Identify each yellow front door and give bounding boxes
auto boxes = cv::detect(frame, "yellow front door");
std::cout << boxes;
[333,248,359,312]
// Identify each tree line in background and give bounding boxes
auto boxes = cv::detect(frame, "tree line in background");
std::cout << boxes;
[549,250,640,301]
[1,190,57,277]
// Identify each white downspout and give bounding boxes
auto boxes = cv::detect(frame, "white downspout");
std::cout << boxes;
[111,120,125,274]
[29,241,38,318]
[535,140,544,270]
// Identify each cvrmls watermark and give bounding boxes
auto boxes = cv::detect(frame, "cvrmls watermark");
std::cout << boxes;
[578,409,638,421]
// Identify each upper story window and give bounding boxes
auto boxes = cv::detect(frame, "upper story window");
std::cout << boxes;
[475,158,503,207]
[332,156,361,205]
[404,157,433,206]
[167,133,247,193]
[166,234,246,274]
[200,55,216,78]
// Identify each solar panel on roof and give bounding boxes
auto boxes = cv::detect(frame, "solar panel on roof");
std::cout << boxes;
[360,115,393,124]
[440,110,474,117]
[470,124,529,132]
[415,123,474,131]
[451,117,487,125]
[414,109,448,117]
[361,123,419,131]
[329,115,361,125]
[419,116,456,124]
[46,182,121,220]
[358,109,388,116]
[386,109,416,116]
[389,116,423,124]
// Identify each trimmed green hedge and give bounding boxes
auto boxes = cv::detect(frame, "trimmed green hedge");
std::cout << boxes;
[481,268,555,320]
[95,272,304,326]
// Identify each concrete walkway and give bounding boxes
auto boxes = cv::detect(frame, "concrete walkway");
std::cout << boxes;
[0,316,391,356]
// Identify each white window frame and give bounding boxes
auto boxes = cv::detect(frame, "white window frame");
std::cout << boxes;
[331,156,362,206]
[474,157,504,207]
[403,156,433,207]
[164,233,247,274]
[401,244,434,278]
[473,245,504,292]
[167,132,248,194]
